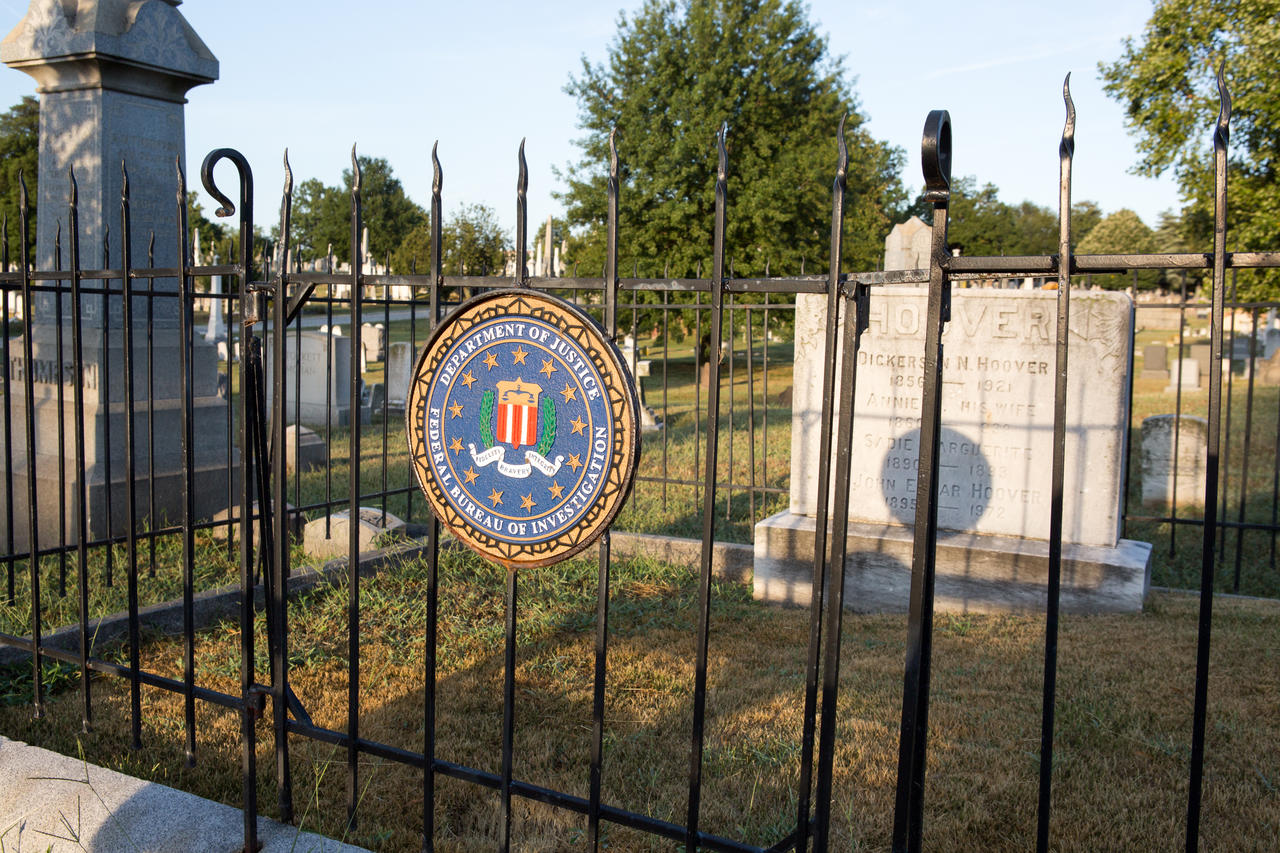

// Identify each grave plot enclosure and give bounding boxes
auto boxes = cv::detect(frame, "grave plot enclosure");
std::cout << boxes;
[1,72,1278,853]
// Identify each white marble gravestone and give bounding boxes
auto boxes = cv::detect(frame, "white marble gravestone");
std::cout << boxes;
[755,288,1151,613]
[1140,415,1208,508]
[385,341,414,409]
[263,331,353,429]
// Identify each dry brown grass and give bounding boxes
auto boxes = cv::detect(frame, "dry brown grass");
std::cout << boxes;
[2,552,1276,852]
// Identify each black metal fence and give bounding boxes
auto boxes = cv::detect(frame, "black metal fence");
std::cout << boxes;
[1,70,1277,852]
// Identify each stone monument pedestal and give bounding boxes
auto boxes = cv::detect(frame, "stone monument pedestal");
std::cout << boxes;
[0,328,235,550]
[755,514,1151,614]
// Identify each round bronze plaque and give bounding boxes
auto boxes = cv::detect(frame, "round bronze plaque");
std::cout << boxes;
[406,290,640,568]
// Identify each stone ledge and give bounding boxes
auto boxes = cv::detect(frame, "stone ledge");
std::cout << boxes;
[754,510,1152,614]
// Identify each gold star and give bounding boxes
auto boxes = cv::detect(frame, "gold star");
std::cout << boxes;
[464,466,478,484]
[567,453,582,472]
[483,351,499,370]
[570,415,587,435]
[539,358,557,378]
[511,346,529,365]
[487,488,504,507]
[559,383,577,403]
[520,493,536,512]
[548,481,564,500]
[460,370,477,389]
[448,400,464,418]
[448,437,463,454]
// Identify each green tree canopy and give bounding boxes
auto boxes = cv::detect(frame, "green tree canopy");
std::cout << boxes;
[558,0,906,280]
[288,156,426,265]
[1100,0,1280,295]
[1077,208,1160,289]
[911,177,1105,257]
[391,203,509,276]
[0,96,38,257]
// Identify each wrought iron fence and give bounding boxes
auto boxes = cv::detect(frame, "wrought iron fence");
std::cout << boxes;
[0,69,1277,853]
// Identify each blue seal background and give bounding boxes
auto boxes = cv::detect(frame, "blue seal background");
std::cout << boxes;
[423,314,614,547]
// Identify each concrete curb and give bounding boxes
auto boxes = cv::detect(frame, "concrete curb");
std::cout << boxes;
[0,735,370,852]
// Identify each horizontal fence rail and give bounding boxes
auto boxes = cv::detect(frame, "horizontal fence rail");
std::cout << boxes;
[0,68,1274,853]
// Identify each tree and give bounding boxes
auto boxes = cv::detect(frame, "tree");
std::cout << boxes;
[559,0,906,286]
[911,177,1103,257]
[1077,208,1160,290]
[1100,0,1280,296]
[0,96,38,258]
[288,156,426,265]
[391,203,509,276]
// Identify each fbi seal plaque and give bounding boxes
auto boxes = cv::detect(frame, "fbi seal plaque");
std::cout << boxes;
[406,290,640,568]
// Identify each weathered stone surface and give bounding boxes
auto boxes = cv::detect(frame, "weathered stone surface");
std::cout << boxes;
[1166,358,1200,392]
[385,341,414,408]
[754,512,1152,613]
[787,288,1133,548]
[263,331,353,428]
[1141,344,1169,380]
[211,500,304,545]
[285,424,327,475]
[303,507,407,561]
[1140,415,1208,508]
[883,216,931,271]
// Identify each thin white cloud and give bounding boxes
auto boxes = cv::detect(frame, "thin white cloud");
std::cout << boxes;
[921,34,1122,80]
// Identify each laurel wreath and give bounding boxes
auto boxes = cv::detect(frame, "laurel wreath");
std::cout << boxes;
[535,396,557,457]
[480,390,495,448]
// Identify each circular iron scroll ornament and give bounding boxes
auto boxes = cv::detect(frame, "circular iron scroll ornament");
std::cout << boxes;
[406,290,639,568]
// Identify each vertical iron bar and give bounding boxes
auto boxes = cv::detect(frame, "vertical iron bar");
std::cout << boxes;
[797,115,848,853]
[68,168,92,733]
[1186,65,1230,852]
[726,299,734,521]
[500,568,519,852]
[175,163,197,765]
[1232,308,1256,593]
[101,228,113,590]
[589,128,620,852]
[325,244,334,533]
[1,217,11,606]
[273,151,295,823]
[422,142,443,853]
[347,146,363,829]
[893,110,953,853]
[55,224,66,598]
[746,306,756,524]
[18,173,43,718]
[1171,278,1189,558]
[202,148,259,853]
[1218,273,1235,561]
[813,284,867,851]
[685,122,729,851]
[122,165,141,750]
[147,234,157,576]
[662,289,669,510]
[1036,77,1075,853]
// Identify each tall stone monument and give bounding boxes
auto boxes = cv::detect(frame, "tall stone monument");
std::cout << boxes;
[1,0,230,548]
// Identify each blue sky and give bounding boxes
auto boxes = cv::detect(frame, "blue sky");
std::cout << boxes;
[0,0,1186,239]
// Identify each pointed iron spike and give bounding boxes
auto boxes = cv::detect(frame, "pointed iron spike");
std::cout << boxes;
[18,170,26,209]
[432,142,442,195]
[765,258,770,277]
[351,144,361,193]
[1060,73,1076,161]
[121,160,130,200]
[282,148,293,196]
[717,122,729,183]
[68,166,77,207]
[1215,61,1231,151]
[518,138,528,196]
[836,113,848,181]
[664,259,670,278]
[148,232,155,263]
[609,127,618,175]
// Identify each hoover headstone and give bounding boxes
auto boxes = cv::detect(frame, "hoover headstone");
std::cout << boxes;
[755,288,1152,613]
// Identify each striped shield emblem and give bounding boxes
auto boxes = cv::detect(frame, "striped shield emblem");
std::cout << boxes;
[495,378,541,449]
